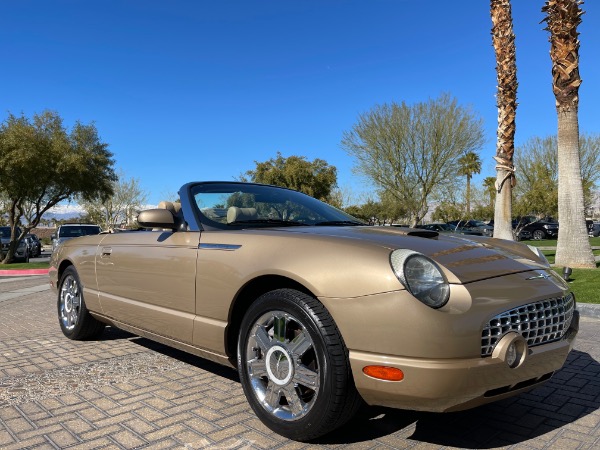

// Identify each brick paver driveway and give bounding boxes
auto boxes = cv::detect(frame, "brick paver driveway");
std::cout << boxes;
[1,275,599,449]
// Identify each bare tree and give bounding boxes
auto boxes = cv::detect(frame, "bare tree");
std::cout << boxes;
[80,171,148,231]
[490,0,518,240]
[542,0,595,268]
[341,94,485,226]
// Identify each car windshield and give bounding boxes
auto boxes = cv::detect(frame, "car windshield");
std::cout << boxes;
[191,182,365,230]
[59,225,101,238]
[0,227,21,239]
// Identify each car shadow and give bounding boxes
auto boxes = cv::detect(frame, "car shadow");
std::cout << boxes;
[102,328,599,447]
[318,350,599,447]
[128,334,240,382]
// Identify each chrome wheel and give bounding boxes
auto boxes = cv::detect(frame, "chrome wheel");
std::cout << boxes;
[59,274,81,331]
[244,310,320,421]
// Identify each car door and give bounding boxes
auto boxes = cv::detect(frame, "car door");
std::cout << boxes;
[95,229,200,344]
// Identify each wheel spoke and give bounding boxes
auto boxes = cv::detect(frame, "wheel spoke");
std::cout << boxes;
[253,325,272,353]
[281,385,305,416]
[288,331,312,357]
[247,357,268,378]
[273,314,288,343]
[264,382,281,409]
[293,364,319,389]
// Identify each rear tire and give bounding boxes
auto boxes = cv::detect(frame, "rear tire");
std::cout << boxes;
[57,266,105,340]
[237,288,361,441]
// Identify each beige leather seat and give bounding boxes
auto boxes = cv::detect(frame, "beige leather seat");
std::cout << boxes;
[227,207,257,223]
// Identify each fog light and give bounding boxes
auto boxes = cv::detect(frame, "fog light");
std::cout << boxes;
[491,332,527,369]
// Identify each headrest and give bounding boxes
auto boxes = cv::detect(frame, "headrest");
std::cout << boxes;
[157,201,181,214]
[227,207,257,224]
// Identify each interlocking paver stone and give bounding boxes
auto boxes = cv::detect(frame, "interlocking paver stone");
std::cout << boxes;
[0,275,599,449]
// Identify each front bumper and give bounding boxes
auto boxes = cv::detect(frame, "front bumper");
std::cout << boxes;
[350,311,578,412]
[319,271,578,413]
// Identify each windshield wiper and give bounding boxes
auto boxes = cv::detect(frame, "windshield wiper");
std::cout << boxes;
[313,220,364,226]
[227,219,308,226]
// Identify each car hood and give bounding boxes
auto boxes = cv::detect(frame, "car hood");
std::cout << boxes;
[268,225,548,284]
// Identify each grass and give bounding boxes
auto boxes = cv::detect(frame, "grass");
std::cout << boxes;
[552,267,600,304]
[521,236,600,247]
[0,262,49,270]
[519,237,599,304]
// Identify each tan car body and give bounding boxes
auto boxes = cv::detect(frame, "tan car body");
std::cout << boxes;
[50,214,578,415]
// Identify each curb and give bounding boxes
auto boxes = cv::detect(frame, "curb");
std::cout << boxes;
[0,269,49,277]
[577,303,600,319]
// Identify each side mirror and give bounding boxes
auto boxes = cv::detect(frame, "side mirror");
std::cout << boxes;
[51,234,56,240]
[137,209,178,230]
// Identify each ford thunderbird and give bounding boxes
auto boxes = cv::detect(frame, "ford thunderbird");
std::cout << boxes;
[49,181,579,441]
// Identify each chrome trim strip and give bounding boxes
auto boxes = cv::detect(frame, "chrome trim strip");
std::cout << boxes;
[199,243,242,251]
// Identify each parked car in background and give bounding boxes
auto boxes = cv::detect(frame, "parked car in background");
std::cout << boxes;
[514,217,559,240]
[50,181,578,440]
[586,220,600,237]
[52,224,102,252]
[27,233,42,257]
[447,220,494,237]
[0,226,30,262]
[417,222,484,236]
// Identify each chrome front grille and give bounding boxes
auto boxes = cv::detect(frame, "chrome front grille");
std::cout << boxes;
[481,293,574,357]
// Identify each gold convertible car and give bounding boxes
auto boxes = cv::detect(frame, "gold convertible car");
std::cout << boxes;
[49,181,579,441]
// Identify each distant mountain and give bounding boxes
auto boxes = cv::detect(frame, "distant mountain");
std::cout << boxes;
[43,204,85,221]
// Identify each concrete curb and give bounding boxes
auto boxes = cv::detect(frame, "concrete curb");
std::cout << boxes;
[0,269,49,277]
[577,302,600,319]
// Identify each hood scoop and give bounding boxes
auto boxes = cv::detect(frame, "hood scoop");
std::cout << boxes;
[366,227,439,239]
[404,230,439,239]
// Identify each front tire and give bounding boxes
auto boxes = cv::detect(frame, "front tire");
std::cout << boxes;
[237,289,361,441]
[58,266,105,340]
[532,229,546,240]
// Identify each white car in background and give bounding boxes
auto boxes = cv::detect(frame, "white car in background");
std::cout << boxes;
[51,224,102,252]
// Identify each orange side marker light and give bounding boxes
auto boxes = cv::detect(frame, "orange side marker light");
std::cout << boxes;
[363,366,404,381]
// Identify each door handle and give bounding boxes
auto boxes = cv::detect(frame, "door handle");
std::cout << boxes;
[101,247,112,257]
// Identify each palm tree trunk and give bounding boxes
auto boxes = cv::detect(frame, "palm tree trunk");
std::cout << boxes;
[555,109,595,267]
[543,0,594,268]
[490,0,517,241]
[466,175,471,217]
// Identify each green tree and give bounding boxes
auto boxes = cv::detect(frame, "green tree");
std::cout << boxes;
[0,111,116,263]
[490,0,518,240]
[542,0,594,268]
[341,94,485,227]
[457,151,482,217]
[242,152,337,202]
[80,171,148,231]
[432,201,463,223]
[513,134,600,220]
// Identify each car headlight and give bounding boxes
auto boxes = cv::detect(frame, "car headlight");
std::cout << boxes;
[527,245,550,267]
[390,249,450,309]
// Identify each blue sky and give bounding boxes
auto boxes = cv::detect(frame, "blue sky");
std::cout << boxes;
[2,1,599,206]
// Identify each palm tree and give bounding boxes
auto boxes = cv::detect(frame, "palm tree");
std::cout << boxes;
[458,152,482,217]
[542,0,595,268]
[483,176,497,211]
[490,0,518,240]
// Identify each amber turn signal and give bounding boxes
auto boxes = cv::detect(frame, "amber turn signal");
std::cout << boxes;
[362,365,404,381]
